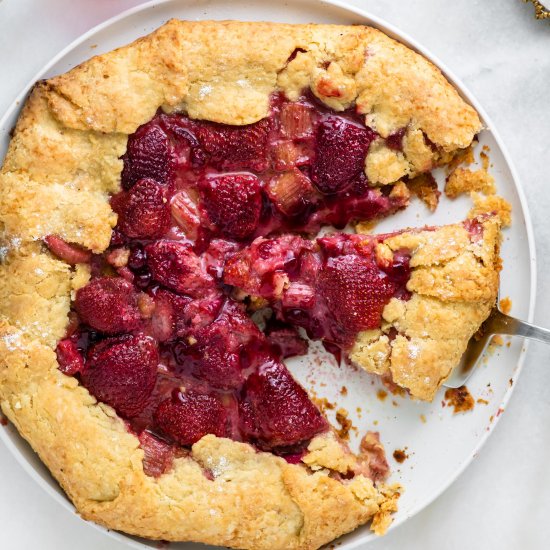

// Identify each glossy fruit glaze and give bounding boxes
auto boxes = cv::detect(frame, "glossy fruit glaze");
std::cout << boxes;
[51,92,414,475]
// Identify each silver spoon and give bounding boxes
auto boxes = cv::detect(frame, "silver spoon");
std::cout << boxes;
[444,306,550,388]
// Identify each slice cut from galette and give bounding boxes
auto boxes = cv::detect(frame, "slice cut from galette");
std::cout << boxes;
[0,20,488,550]
[224,216,501,401]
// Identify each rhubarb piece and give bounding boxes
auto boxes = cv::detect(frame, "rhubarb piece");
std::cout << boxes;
[170,190,201,239]
[223,235,311,297]
[147,289,192,342]
[266,170,319,216]
[139,430,176,478]
[44,235,92,265]
[271,141,312,171]
[279,102,315,139]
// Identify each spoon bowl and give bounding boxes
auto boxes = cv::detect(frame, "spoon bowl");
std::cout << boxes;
[444,307,550,389]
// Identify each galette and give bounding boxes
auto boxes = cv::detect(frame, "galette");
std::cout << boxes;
[0,20,499,550]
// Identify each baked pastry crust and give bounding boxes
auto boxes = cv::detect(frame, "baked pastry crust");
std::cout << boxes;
[352,217,500,401]
[0,20,481,549]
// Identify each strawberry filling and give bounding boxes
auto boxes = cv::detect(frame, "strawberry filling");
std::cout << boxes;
[224,233,411,348]
[114,92,408,246]
[54,92,420,474]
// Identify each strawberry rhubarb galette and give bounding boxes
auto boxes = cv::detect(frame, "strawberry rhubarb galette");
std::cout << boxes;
[0,20,499,550]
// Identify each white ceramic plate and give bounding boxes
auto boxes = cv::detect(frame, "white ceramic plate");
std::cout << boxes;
[0,1,536,549]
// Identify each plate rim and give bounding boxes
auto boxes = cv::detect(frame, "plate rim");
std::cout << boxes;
[0,1,537,548]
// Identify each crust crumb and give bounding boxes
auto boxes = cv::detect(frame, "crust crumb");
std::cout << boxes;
[376,389,388,402]
[335,408,353,440]
[468,193,512,227]
[392,448,408,463]
[313,397,336,414]
[371,484,401,535]
[447,142,476,172]
[355,219,378,235]
[500,296,512,314]
[492,335,504,347]
[445,167,495,198]
[340,386,348,396]
[381,375,407,397]
[407,173,440,211]
[444,386,475,414]
[477,398,489,405]
[419,414,427,424]
[480,150,490,171]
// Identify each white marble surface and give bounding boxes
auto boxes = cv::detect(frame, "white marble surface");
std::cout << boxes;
[0,0,549,548]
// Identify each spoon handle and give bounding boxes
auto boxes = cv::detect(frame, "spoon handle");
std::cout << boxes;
[490,309,550,345]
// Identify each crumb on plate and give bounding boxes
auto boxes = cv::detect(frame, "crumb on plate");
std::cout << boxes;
[444,386,475,414]
[445,167,495,198]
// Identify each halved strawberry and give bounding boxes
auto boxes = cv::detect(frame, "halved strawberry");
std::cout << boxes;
[154,389,228,446]
[74,277,141,334]
[199,173,262,240]
[194,118,271,172]
[146,240,215,297]
[121,124,174,189]
[81,334,158,418]
[185,300,261,389]
[311,116,377,194]
[44,236,92,265]
[317,255,396,334]
[239,360,328,449]
[111,178,170,239]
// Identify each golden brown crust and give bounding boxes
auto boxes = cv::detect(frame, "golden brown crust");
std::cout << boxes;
[352,217,500,401]
[445,167,496,198]
[0,20,482,548]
